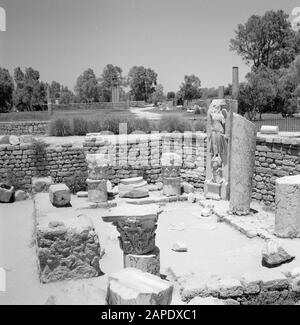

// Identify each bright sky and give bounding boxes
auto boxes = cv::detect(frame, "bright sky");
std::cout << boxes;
[0,0,299,92]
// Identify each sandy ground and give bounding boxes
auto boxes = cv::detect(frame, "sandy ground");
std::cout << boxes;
[1,195,300,305]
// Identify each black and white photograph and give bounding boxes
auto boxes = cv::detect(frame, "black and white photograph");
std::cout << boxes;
[0,0,300,308]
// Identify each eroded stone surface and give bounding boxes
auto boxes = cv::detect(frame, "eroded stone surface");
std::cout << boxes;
[87,179,108,203]
[102,204,161,255]
[14,190,27,201]
[262,240,295,268]
[275,175,300,238]
[49,183,71,207]
[124,246,160,276]
[163,177,181,196]
[229,113,256,215]
[119,177,149,199]
[106,268,173,305]
[36,214,102,283]
[32,176,53,193]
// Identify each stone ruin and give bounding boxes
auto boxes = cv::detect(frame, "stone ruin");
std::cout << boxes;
[161,152,181,197]
[204,99,256,215]
[86,153,109,203]
[102,204,162,276]
[106,268,173,305]
[275,174,300,238]
[36,211,102,283]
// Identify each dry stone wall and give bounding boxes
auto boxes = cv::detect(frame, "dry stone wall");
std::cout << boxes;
[0,121,49,136]
[252,134,300,206]
[0,132,299,206]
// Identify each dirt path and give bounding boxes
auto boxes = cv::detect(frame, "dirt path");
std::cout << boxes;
[130,106,161,120]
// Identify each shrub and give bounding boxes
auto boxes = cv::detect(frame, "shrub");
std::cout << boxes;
[5,169,22,190]
[73,117,88,135]
[158,116,192,133]
[128,118,153,134]
[65,171,87,194]
[49,118,72,136]
[193,120,207,132]
[87,120,101,133]
[101,116,122,134]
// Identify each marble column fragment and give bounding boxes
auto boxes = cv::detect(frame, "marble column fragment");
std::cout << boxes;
[229,113,256,215]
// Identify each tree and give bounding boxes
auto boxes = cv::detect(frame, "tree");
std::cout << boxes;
[50,81,61,103]
[75,68,100,103]
[127,66,157,102]
[167,91,175,100]
[151,84,165,105]
[177,74,202,102]
[13,67,46,111]
[99,64,123,102]
[0,67,14,112]
[230,10,300,70]
[238,67,276,120]
[59,86,74,105]
[201,87,217,99]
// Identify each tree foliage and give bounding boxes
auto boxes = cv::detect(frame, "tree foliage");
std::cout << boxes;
[151,84,165,105]
[74,68,100,103]
[127,66,157,101]
[230,10,300,70]
[13,67,47,111]
[0,67,14,112]
[99,64,123,102]
[176,74,202,102]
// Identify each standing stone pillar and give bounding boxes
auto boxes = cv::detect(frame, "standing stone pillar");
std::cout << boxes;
[232,67,239,100]
[86,153,108,203]
[102,204,162,275]
[161,152,181,197]
[229,113,256,215]
[204,99,237,200]
[275,175,300,238]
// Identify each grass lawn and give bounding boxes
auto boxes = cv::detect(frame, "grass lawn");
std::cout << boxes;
[0,108,135,122]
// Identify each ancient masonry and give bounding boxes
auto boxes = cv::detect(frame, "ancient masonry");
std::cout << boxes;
[102,204,162,276]
[34,193,102,283]
[0,133,299,205]
[0,121,49,136]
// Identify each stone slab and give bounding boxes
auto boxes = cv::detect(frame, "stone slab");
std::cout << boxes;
[106,268,173,305]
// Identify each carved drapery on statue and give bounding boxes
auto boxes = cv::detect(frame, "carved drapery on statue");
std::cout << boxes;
[204,99,235,200]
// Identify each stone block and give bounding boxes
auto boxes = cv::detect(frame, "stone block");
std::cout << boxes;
[163,177,181,196]
[87,179,107,203]
[260,125,279,134]
[106,268,173,305]
[49,183,71,207]
[0,183,15,203]
[15,190,27,201]
[119,177,149,199]
[275,175,300,238]
[36,214,102,283]
[32,176,53,193]
[124,247,160,276]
